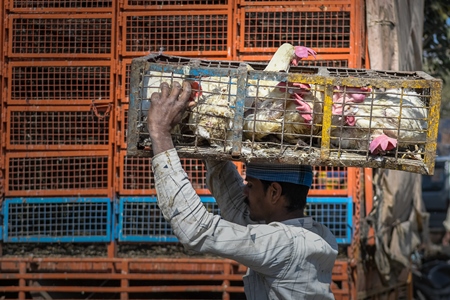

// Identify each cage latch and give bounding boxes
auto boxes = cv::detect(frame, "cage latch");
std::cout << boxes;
[90,102,112,120]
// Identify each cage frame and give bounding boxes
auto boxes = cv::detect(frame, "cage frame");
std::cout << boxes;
[128,54,441,175]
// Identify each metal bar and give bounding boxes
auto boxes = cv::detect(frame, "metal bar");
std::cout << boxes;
[18,262,26,300]
[0,285,245,293]
[231,66,248,157]
[1,273,245,280]
[120,260,129,300]
[425,79,443,175]
[320,82,334,160]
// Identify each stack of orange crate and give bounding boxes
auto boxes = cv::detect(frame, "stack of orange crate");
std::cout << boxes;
[0,0,4,203]
[115,0,234,197]
[2,1,116,213]
[233,1,364,297]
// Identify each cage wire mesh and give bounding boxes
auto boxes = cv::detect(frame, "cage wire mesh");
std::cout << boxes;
[127,54,442,175]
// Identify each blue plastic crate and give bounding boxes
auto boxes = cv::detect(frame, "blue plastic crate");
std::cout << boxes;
[306,197,353,244]
[117,196,219,242]
[2,198,112,243]
[117,196,352,244]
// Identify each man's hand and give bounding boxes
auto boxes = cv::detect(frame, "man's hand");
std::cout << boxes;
[147,81,192,155]
[443,231,450,246]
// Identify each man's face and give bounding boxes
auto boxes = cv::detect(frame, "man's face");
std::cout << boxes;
[243,176,271,221]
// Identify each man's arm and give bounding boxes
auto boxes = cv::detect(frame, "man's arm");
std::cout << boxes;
[145,81,337,282]
[205,160,257,226]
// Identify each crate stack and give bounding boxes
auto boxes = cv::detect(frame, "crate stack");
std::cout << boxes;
[114,0,236,243]
[0,1,116,244]
[0,0,4,207]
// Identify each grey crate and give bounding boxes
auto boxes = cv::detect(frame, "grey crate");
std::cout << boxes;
[127,54,442,175]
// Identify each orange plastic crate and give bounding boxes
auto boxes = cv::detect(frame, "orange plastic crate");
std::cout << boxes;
[5,151,112,197]
[6,106,112,151]
[117,151,244,196]
[331,259,351,300]
[6,61,114,105]
[122,0,230,10]
[7,14,114,59]
[0,258,245,299]
[6,0,114,12]
[238,4,352,54]
[120,11,232,57]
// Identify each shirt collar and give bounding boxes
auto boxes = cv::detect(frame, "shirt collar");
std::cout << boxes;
[281,216,313,228]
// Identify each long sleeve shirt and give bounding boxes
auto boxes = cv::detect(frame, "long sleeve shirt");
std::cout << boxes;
[152,149,338,300]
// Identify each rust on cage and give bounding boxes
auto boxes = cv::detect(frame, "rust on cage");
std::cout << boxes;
[6,14,114,59]
[6,61,114,105]
[6,106,113,151]
[120,11,233,58]
[127,54,441,175]
[5,151,112,197]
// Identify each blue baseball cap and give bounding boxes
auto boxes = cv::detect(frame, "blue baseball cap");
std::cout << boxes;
[245,163,313,188]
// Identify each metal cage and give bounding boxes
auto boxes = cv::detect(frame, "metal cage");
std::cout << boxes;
[127,54,442,175]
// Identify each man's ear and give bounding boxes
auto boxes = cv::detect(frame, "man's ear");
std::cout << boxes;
[269,182,283,204]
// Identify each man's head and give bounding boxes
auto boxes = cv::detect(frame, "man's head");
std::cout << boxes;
[243,163,313,222]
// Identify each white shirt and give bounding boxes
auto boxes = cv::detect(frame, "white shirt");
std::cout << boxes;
[152,149,338,300]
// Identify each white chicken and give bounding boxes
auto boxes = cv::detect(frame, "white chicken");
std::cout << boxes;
[243,83,323,144]
[330,88,428,155]
[188,43,316,146]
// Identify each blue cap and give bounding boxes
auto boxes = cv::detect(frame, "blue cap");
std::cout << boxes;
[245,163,313,188]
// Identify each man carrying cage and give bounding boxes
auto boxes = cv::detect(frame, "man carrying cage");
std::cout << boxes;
[146,80,338,300]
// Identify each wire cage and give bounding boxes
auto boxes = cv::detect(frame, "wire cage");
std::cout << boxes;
[120,11,232,58]
[6,61,114,105]
[127,53,442,175]
[237,4,353,53]
[6,106,112,150]
[1,197,112,243]
[6,14,114,59]
[5,151,112,197]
